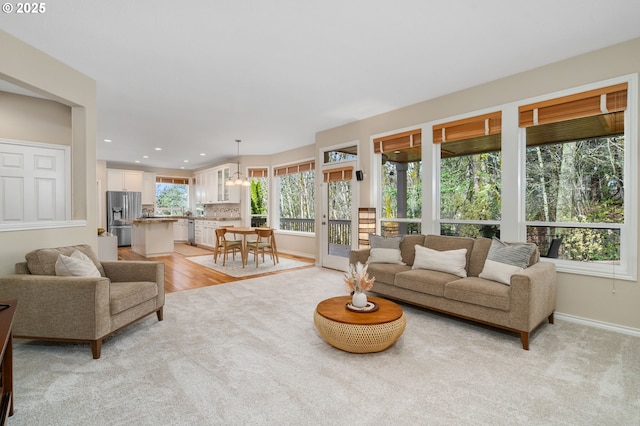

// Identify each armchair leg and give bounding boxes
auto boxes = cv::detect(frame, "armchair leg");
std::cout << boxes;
[157,307,164,321]
[548,312,554,324]
[91,340,102,359]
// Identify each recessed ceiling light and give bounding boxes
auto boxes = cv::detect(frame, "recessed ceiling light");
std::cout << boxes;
[183,160,189,163]
[154,147,162,151]
[200,153,206,156]
[143,155,149,159]
[134,160,140,163]
[180,167,185,169]
[104,139,112,143]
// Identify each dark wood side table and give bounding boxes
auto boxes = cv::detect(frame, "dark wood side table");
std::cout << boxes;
[0,300,16,424]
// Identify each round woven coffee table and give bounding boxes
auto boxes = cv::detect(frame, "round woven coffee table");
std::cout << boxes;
[314,295,406,353]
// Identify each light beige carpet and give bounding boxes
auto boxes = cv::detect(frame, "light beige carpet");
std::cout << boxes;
[10,267,640,425]
[185,254,314,277]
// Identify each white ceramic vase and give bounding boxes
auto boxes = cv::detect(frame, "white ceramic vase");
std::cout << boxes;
[352,291,368,308]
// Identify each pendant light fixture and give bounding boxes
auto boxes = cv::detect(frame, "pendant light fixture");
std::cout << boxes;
[225,139,251,187]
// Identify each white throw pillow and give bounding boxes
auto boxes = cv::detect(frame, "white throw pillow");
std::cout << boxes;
[55,250,101,277]
[367,248,406,265]
[412,245,467,277]
[479,259,523,285]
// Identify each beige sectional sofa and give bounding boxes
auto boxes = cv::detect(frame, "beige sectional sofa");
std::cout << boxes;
[349,234,556,349]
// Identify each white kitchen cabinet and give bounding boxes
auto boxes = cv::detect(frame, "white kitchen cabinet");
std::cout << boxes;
[201,220,218,247]
[142,172,156,204]
[195,164,241,205]
[214,164,241,203]
[173,219,189,242]
[193,172,204,203]
[107,169,143,192]
[195,169,216,204]
[216,167,228,202]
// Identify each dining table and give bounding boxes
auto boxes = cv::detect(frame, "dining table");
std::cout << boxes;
[225,227,256,267]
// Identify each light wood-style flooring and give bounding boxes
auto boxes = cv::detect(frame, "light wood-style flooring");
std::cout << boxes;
[117,245,316,294]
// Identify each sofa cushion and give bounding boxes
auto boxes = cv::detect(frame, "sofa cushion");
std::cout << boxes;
[110,281,159,315]
[366,263,411,285]
[54,250,101,277]
[25,244,106,277]
[444,277,511,311]
[423,235,474,272]
[469,237,492,277]
[479,239,537,285]
[369,234,403,249]
[394,269,455,297]
[399,234,426,266]
[367,248,406,264]
[412,245,467,277]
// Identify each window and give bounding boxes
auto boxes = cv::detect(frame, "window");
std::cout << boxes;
[522,83,628,267]
[248,167,269,227]
[274,160,315,233]
[155,177,189,216]
[324,145,357,163]
[435,112,502,238]
[374,129,422,236]
[432,78,634,279]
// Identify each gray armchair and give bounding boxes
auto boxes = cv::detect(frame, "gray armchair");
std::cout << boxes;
[0,245,164,359]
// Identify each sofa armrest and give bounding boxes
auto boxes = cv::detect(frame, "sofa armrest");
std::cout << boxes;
[0,274,111,339]
[102,261,163,284]
[349,249,371,266]
[101,261,165,308]
[509,261,557,332]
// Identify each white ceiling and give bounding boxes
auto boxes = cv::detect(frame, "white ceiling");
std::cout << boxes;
[2,0,640,170]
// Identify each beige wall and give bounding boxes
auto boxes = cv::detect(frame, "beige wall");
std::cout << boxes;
[0,92,72,143]
[316,37,640,330]
[240,144,317,258]
[0,29,97,276]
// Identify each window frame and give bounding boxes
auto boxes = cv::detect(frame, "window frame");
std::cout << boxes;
[519,76,637,280]
[154,177,190,217]
[247,166,269,228]
[273,158,316,236]
[436,111,503,238]
[374,74,637,281]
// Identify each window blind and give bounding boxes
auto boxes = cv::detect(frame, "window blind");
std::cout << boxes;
[322,166,353,182]
[274,160,315,177]
[519,83,628,127]
[248,167,268,178]
[432,112,501,144]
[156,177,189,185]
[373,129,421,153]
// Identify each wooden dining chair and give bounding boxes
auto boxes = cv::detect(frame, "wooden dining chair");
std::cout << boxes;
[213,227,242,266]
[224,224,243,244]
[246,228,279,267]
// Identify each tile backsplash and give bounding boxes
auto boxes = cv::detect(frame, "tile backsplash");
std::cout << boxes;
[203,204,240,218]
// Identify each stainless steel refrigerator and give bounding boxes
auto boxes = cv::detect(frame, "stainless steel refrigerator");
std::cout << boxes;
[106,191,142,247]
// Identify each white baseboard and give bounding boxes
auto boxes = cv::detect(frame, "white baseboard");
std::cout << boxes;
[276,248,316,262]
[555,312,640,338]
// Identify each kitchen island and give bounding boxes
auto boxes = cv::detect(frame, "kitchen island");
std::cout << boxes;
[130,218,178,258]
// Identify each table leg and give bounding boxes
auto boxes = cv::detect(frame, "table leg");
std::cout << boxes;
[242,234,247,268]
